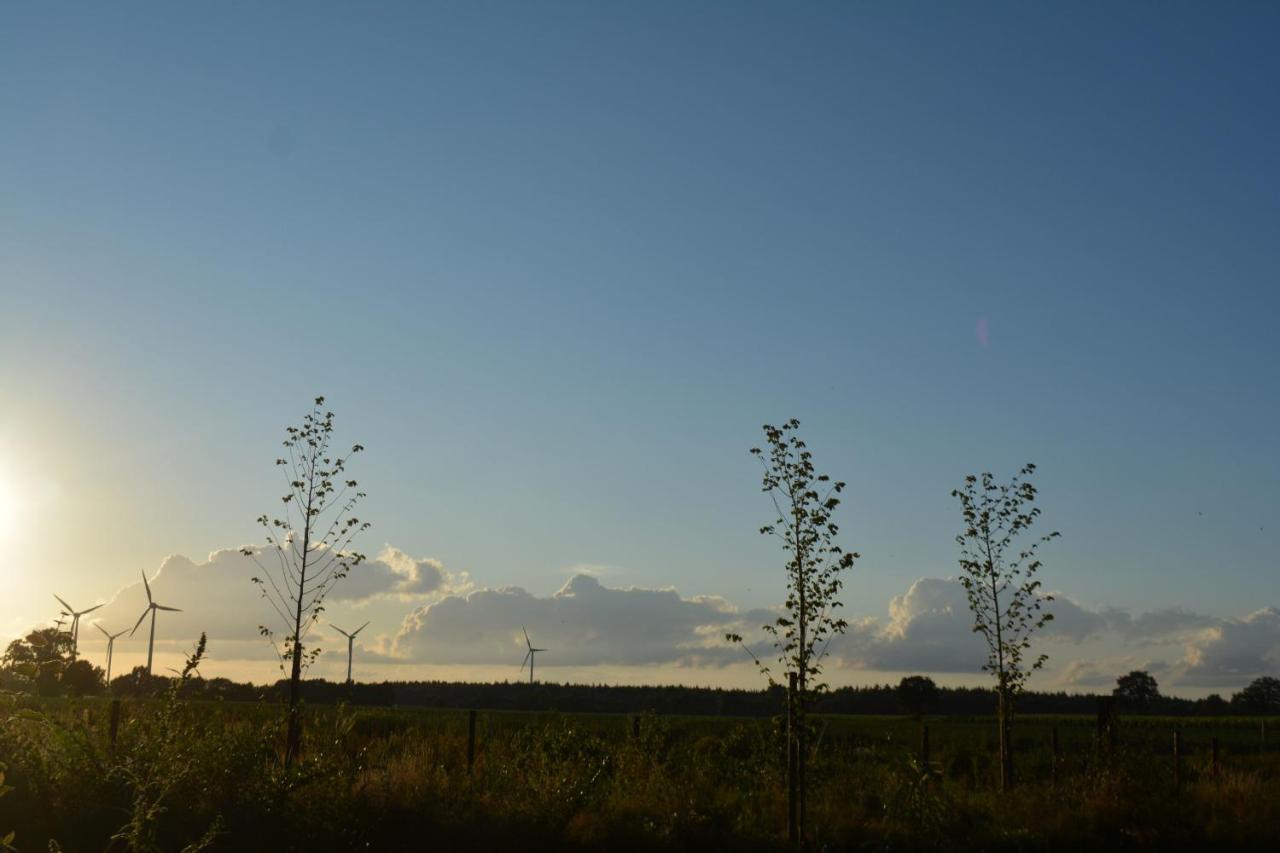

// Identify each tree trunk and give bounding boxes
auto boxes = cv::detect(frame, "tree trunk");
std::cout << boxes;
[285,636,303,767]
[786,672,798,844]
[997,685,1013,791]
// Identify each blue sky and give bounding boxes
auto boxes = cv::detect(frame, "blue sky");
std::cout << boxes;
[1,3,1277,691]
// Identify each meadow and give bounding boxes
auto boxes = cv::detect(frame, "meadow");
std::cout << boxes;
[1,691,1276,852]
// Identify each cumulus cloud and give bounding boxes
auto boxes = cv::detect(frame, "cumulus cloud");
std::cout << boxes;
[393,574,769,667]
[81,546,463,657]
[833,578,1116,672]
[837,578,987,672]
[1060,656,1173,687]
[68,550,1276,691]
[328,547,465,602]
[1179,607,1280,685]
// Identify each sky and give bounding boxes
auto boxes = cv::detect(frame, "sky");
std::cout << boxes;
[1,2,1277,696]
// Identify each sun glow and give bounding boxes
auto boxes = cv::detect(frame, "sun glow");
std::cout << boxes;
[0,476,14,540]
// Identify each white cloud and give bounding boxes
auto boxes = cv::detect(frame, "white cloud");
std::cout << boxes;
[1179,607,1280,685]
[831,577,1113,673]
[63,548,1275,692]
[1060,656,1173,688]
[393,573,767,667]
[80,546,462,662]
[329,547,466,602]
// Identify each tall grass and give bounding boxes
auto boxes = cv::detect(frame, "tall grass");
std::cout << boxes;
[0,697,1276,851]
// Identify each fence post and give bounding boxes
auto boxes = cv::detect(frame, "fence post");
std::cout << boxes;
[1050,726,1059,784]
[632,714,641,741]
[1172,730,1181,789]
[109,698,121,749]
[467,709,477,774]
[1096,697,1116,757]
[1211,736,1219,783]
[787,671,798,845]
[920,723,930,771]
[1261,719,1267,752]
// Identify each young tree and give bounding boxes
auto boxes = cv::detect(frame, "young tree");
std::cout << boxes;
[242,396,369,767]
[1113,670,1160,712]
[726,419,858,842]
[953,463,1058,791]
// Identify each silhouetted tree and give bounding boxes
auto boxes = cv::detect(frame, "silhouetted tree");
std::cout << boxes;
[953,463,1058,791]
[1113,670,1160,712]
[61,659,105,696]
[1198,693,1229,715]
[1233,676,1280,714]
[726,418,858,842]
[111,665,175,697]
[0,627,74,695]
[243,396,370,767]
[896,675,940,717]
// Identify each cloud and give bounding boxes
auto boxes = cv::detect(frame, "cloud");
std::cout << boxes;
[1060,656,1173,688]
[1179,607,1280,686]
[80,546,462,659]
[66,549,1276,691]
[833,577,1113,673]
[837,578,987,672]
[393,574,766,667]
[328,547,464,602]
[1097,606,1218,643]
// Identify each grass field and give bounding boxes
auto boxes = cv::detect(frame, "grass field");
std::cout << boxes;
[1,695,1277,851]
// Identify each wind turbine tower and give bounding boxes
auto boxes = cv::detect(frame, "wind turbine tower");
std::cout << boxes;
[53,594,103,659]
[520,626,548,685]
[129,571,182,675]
[331,621,370,684]
[95,624,128,685]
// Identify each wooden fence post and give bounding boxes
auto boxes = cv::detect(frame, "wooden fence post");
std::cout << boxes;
[1050,726,1059,784]
[1211,736,1219,783]
[109,698,121,749]
[467,709,477,774]
[787,671,798,845]
[1096,697,1116,757]
[919,723,930,771]
[632,714,641,741]
[1172,730,1181,789]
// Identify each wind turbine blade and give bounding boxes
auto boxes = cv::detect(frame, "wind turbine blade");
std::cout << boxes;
[96,623,111,638]
[141,570,152,603]
[520,649,531,670]
[129,608,149,637]
[333,626,352,639]
[523,626,532,648]
[81,603,104,615]
[54,594,73,612]
[355,621,370,636]
[153,605,182,612]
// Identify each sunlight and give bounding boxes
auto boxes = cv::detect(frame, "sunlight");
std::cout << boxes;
[0,475,13,540]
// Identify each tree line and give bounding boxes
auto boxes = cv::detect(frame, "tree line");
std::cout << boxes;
[4,634,1276,719]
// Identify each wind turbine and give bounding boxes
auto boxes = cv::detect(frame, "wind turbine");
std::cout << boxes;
[129,570,181,675]
[520,626,547,685]
[96,624,128,684]
[53,594,103,658]
[331,621,370,684]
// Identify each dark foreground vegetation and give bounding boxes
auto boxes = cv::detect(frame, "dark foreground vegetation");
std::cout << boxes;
[1,689,1277,851]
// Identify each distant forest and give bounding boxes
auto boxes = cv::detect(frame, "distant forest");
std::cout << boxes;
[104,672,1266,717]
